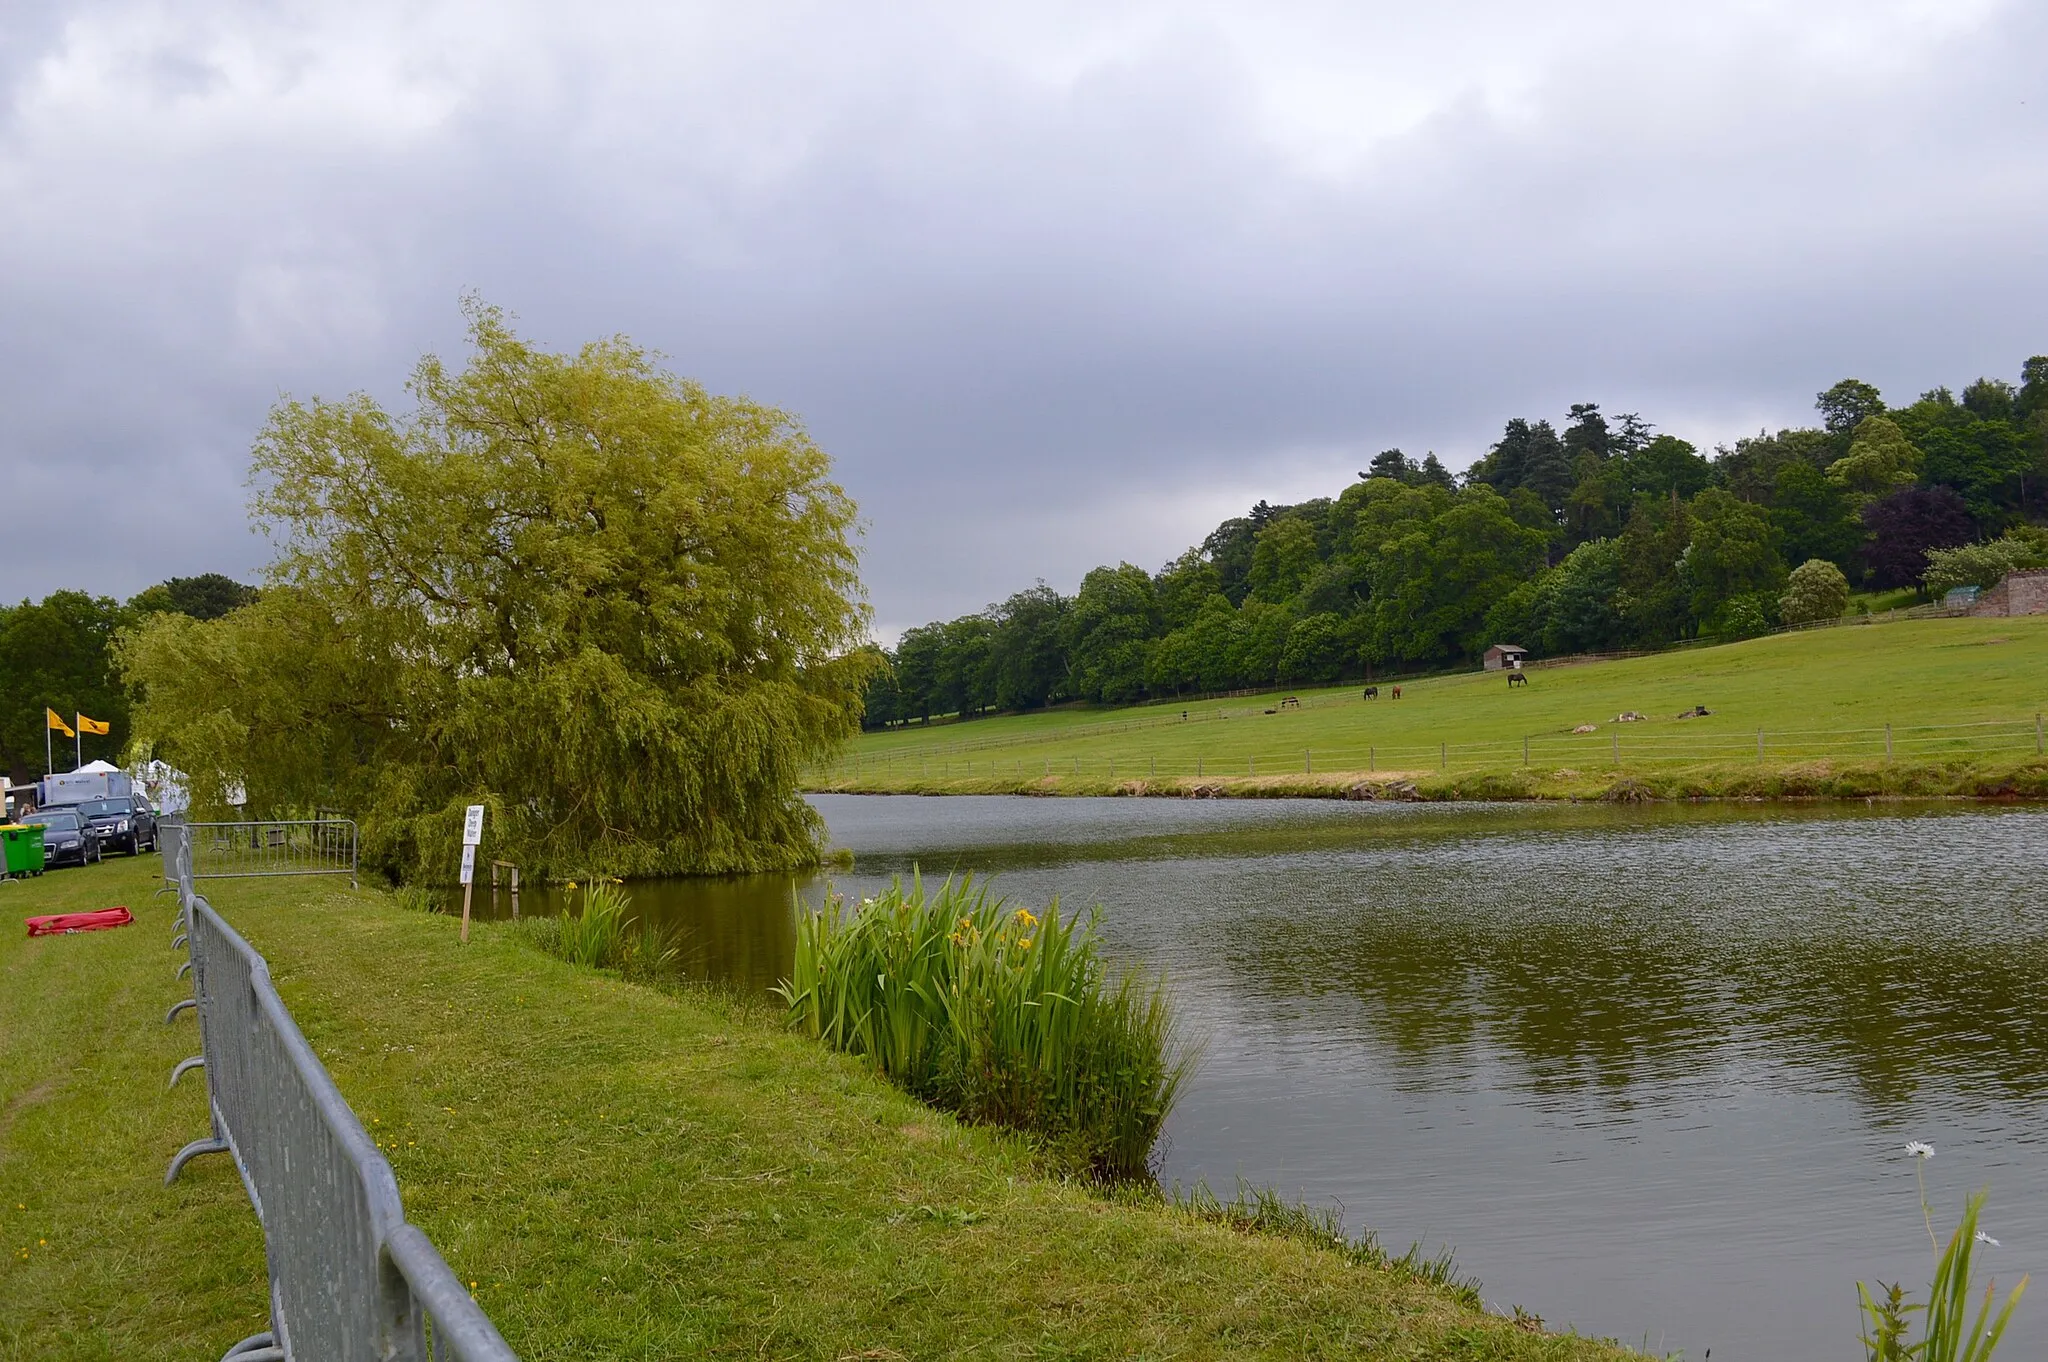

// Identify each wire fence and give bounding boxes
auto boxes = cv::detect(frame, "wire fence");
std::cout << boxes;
[824,715,2048,782]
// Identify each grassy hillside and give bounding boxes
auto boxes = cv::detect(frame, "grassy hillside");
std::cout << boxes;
[2,857,1627,1360]
[818,617,2048,797]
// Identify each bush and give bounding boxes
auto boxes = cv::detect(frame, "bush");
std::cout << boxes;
[779,874,1191,1180]
[1706,590,1777,639]
[1922,534,2048,596]
[1781,558,1851,625]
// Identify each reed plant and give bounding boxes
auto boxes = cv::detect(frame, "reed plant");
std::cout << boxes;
[778,873,1191,1181]
[1857,1144,2028,1361]
[392,884,436,914]
[554,881,633,968]
[534,881,680,978]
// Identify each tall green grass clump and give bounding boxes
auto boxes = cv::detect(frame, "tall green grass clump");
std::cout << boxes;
[533,881,678,977]
[779,874,1190,1181]
[1857,1143,2028,1361]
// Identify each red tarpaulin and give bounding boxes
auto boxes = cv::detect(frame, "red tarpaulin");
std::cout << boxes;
[26,907,133,937]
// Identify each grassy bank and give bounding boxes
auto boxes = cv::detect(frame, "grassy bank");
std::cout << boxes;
[816,617,2048,799]
[2,857,1630,1360]
[810,755,2048,802]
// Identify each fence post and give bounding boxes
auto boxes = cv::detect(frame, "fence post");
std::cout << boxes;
[1886,724,1893,760]
[1305,750,1311,774]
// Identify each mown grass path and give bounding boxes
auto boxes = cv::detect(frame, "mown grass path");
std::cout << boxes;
[3,858,1628,1360]
[822,618,2048,796]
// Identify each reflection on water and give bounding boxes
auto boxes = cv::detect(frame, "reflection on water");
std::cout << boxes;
[470,873,815,995]
[471,795,2048,1358]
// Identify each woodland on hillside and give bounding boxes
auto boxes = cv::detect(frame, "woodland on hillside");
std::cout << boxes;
[864,361,2048,727]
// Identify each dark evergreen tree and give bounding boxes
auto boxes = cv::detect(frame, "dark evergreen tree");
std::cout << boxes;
[129,573,259,621]
[1816,379,1887,442]
[1563,402,1610,462]
[1417,453,1456,489]
[1364,448,1414,482]
[1610,413,1655,459]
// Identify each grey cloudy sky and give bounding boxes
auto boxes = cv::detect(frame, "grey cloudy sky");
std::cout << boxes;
[3,1,2044,639]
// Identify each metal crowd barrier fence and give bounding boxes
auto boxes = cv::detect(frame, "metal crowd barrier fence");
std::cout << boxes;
[162,827,517,1361]
[188,818,360,888]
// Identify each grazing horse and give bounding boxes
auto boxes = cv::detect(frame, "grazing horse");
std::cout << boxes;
[1506,670,1529,688]
[1362,686,1379,700]
[1391,685,1403,699]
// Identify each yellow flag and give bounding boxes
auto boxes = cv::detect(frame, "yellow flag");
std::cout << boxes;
[45,708,75,738]
[78,714,111,736]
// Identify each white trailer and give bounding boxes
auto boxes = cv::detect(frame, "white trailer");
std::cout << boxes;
[40,763,133,807]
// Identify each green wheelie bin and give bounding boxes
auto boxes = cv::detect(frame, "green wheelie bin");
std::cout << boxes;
[1,824,45,878]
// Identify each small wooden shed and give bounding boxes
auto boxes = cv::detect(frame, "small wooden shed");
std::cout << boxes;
[1483,643,1528,671]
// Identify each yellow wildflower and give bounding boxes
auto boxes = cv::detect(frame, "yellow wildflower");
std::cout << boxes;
[1014,908,1038,928]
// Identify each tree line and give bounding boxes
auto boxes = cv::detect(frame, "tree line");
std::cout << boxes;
[0,575,257,781]
[864,359,2048,727]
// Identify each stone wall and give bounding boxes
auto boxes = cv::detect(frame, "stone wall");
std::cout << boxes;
[1968,569,2048,617]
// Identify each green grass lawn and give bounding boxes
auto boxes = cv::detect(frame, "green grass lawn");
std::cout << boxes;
[2,856,1629,1360]
[822,617,2048,795]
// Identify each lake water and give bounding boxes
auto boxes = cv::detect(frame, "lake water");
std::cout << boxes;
[478,795,2048,1358]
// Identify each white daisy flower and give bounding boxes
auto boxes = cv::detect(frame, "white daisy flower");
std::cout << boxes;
[1905,1141,1935,1160]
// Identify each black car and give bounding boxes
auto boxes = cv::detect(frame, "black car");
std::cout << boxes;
[74,795,158,856]
[22,808,102,868]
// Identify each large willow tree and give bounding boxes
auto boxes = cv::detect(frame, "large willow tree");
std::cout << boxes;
[122,303,873,881]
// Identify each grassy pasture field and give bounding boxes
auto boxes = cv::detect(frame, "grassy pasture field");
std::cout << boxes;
[820,617,2048,799]
[2,856,1627,1360]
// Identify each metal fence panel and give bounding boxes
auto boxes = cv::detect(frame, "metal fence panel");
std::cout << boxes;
[188,819,359,886]
[168,830,516,1360]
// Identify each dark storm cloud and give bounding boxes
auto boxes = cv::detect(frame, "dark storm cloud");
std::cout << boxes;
[3,1,2044,635]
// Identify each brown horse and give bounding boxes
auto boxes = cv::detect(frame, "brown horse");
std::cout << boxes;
[1391,685,1403,699]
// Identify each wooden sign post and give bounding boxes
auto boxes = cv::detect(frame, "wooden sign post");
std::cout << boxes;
[459,804,485,944]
